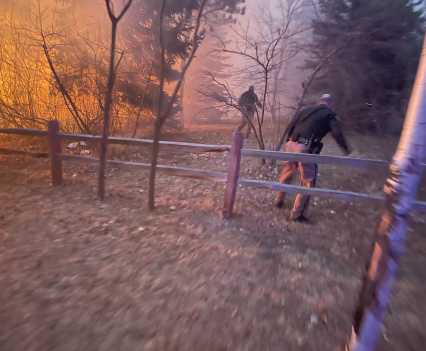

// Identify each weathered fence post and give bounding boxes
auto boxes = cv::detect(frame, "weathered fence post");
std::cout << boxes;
[47,120,63,186]
[347,35,426,351]
[223,131,244,219]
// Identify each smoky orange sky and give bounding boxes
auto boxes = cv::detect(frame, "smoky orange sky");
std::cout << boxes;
[0,0,315,129]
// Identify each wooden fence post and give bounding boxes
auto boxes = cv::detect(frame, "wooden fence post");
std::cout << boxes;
[48,120,63,186]
[223,131,244,219]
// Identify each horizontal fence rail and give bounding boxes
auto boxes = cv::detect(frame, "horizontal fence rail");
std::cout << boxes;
[242,148,426,170]
[61,154,227,182]
[59,133,231,152]
[3,127,423,169]
[0,147,48,158]
[0,128,48,137]
[239,178,426,213]
[0,128,230,152]
[1,126,425,215]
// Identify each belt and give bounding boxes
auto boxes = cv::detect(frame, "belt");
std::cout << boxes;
[292,136,311,145]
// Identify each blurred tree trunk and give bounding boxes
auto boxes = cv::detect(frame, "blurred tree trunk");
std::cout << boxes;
[147,0,167,211]
[347,35,426,351]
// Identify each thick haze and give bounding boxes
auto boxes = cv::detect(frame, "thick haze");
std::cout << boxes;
[183,0,316,126]
[0,0,315,129]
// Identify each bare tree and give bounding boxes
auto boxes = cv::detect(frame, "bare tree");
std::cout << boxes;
[34,0,107,133]
[276,46,340,150]
[33,0,128,135]
[198,72,264,148]
[0,9,56,129]
[276,24,366,151]
[98,0,133,200]
[202,0,309,151]
[265,0,310,148]
[222,27,288,150]
[40,29,91,133]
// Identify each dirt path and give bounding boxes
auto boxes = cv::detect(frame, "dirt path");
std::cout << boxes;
[0,131,425,351]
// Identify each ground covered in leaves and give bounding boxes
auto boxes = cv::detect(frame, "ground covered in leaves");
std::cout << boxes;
[0,129,425,351]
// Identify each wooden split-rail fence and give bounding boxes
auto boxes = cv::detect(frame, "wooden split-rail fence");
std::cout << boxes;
[1,120,426,216]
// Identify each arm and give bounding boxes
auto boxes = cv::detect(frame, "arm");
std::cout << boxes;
[238,94,243,108]
[284,111,300,141]
[330,118,351,155]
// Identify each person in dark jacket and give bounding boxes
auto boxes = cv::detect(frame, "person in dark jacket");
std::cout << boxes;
[276,93,351,222]
[237,86,262,138]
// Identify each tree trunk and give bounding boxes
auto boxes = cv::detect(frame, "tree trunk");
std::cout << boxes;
[271,40,287,148]
[98,20,118,200]
[148,119,162,210]
[223,131,244,218]
[258,71,269,150]
[276,48,341,151]
[147,0,206,210]
[148,0,167,210]
[347,35,426,351]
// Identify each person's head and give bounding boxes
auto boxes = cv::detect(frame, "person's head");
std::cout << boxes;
[318,93,332,107]
[248,85,255,93]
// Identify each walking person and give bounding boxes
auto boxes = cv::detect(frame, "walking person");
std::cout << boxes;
[276,93,351,222]
[237,85,262,138]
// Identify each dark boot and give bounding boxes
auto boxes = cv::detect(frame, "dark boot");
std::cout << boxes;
[288,213,310,223]
[275,193,285,208]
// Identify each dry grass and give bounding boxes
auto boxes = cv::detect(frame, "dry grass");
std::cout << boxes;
[0,130,425,351]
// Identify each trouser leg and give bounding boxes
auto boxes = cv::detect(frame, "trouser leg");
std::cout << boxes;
[237,108,253,138]
[290,163,318,219]
[241,112,252,138]
[246,123,252,138]
[237,117,247,132]
[275,161,296,206]
[246,110,254,138]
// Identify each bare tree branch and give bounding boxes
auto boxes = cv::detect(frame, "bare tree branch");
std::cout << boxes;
[98,0,133,200]
[38,7,90,133]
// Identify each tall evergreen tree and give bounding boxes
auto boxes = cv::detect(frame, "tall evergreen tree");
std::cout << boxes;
[120,0,245,127]
[307,0,424,133]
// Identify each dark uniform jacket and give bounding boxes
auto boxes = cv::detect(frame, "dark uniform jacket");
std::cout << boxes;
[288,105,350,154]
[239,90,261,111]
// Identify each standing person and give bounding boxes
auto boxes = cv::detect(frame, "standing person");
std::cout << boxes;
[237,85,262,138]
[275,93,351,222]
